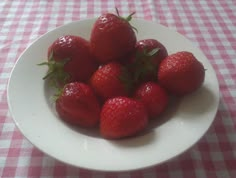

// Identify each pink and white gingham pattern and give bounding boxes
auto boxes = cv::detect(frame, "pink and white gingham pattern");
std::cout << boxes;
[0,0,236,177]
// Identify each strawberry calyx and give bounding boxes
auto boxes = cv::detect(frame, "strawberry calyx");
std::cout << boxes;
[53,87,63,101]
[38,52,70,88]
[115,7,138,32]
[118,66,134,94]
[131,47,160,83]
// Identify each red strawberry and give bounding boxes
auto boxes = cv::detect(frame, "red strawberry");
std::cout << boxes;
[136,39,168,64]
[124,39,168,84]
[40,35,98,86]
[100,97,148,139]
[134,82,168,119]
[90,62,131,100]
[158,51,205,96]
[90,11,137,63]
[56,82,100,127]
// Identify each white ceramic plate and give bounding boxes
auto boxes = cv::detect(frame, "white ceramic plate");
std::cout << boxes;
[7,18,219,172]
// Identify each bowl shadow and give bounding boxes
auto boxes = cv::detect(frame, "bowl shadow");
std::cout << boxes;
[146,96,181,130]
[177,85,217,120]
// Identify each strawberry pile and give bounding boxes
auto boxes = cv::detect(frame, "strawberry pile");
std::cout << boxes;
[40,10,205,139]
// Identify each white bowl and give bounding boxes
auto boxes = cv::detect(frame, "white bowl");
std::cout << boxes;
[7,18,219,172]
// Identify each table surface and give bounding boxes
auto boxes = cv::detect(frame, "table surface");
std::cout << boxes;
[0,0,236,177]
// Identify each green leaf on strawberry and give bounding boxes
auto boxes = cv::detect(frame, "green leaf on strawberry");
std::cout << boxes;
[38,52,70,88]
[115,7,138,33]
[130,47,160,83]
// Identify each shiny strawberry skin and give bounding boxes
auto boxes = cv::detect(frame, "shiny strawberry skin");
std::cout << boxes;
[48,35,98,83]
[158,51,205,96]
[134,82,168,119]
[90,62,130,100]
[90,13,137,63]
[100,97,148,139]
[48,35,83,61]
[56,82,101,127]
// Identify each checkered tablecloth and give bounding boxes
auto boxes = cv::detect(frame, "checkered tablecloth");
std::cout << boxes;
[1,0,236,177]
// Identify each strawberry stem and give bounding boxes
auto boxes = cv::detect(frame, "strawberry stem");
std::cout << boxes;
[115,7,120,17]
